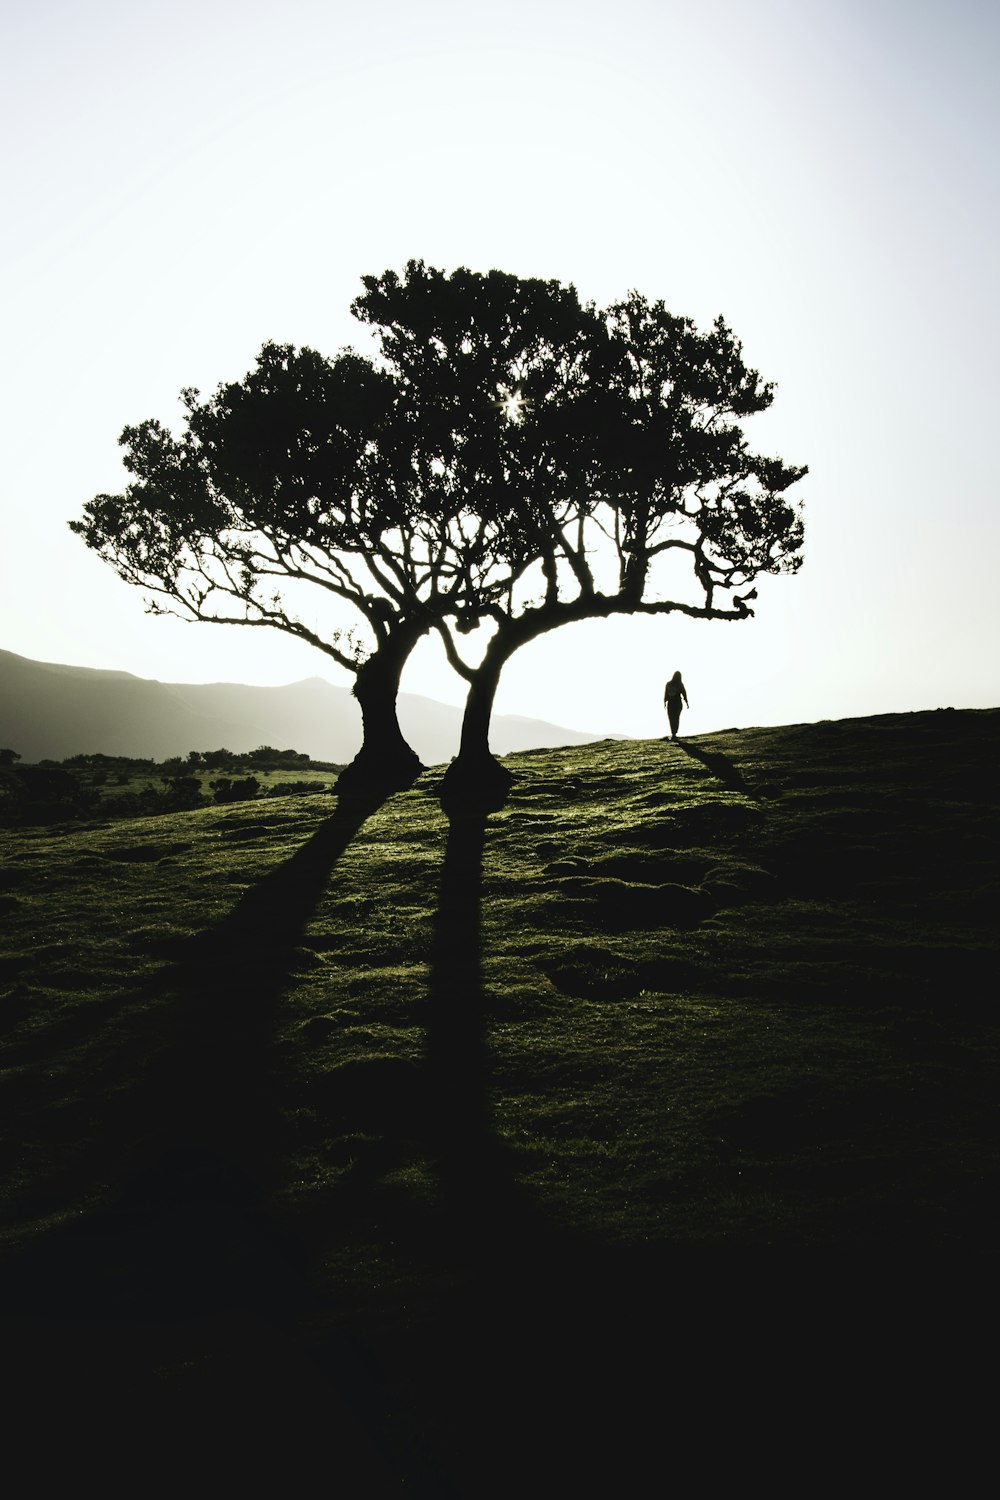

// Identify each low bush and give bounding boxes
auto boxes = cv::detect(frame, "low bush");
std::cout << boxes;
[209,775,262,804]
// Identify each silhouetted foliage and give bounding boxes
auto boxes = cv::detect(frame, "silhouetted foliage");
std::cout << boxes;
[72,261,805,799]
[241,746,312,768]
[197,749,237,770]
[209,775,262,804]
[0,765,100,826]
[159,774,206,811]
[70,265,607,792]
[72,339,481,791]
[355,267,806,797]
[0,749,341,826]
[72,345,417,789]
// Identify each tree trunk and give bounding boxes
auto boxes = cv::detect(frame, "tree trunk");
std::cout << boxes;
[439,630,521,809]
[458,650,505,764]
[438,594,625,808]
[335,625,427,796]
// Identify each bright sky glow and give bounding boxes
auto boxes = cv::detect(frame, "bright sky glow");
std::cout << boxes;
[2,0,998,742]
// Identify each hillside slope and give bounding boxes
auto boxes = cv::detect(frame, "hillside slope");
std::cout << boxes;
[0,706,997,1479]
[0,647,611,763]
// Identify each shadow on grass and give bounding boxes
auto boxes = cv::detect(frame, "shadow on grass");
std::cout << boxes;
[425,808,492,1184]
[3,788,392,1322]
[677,737,758,797]
[4,783,465,1489]
[325,789,550,1246]
[158,789,398,1165]
[341,797,805,1496]
[423,804,539,1245]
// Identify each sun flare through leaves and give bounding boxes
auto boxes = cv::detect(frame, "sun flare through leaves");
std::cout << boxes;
[493,385,531,423]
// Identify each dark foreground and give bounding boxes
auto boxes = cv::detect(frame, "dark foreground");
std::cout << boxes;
[1,709,997,1487]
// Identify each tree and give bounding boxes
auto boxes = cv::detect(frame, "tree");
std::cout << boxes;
[356,275,806,800]
[72,343,436,791]
[73,266,804,804]
[348,261,612,801]
[73,266,604,793]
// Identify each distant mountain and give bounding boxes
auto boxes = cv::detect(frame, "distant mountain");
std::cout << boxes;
[0,649,616,765]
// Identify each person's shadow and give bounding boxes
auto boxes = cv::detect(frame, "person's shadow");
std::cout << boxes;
[675,738,758,798]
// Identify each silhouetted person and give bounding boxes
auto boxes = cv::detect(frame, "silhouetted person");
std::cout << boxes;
[664,670,689,740]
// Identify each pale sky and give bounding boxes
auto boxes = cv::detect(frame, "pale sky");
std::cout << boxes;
[2,0,998,741]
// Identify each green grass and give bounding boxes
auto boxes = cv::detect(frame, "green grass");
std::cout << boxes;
[1,708,997,1483]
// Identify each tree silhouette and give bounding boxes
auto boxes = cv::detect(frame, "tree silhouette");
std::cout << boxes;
[72,343,459,791]
[449,294,808,797]
[73,267,603,792]
[72,266,805,801]
[350,262,606,792]
[357,269,806,799]
[350,261,613,799]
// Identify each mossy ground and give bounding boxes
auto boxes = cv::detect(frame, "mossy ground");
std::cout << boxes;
[1,708,997,1487]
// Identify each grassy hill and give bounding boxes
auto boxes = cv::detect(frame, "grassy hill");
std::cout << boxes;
[1,707,997,1484]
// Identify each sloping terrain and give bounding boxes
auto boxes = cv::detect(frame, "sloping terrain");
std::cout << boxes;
[0,707,997,1485]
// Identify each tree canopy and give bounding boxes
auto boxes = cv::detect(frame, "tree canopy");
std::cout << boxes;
[355,271,805,798]
[72,260,805,800]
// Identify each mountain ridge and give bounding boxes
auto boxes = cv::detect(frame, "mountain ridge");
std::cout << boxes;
[0,648,617,764]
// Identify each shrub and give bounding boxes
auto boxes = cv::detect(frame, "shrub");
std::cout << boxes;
[159,775,206,811]
[0,766,100,826]
[209,775,261,804]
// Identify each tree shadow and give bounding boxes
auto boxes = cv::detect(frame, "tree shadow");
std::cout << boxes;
[319,784,540,1235]
[4,780,800,1487]
[6,787,393,1321]
[420,793,592,1276]
[155,787,393,1163]
[423,806,501,1220]
[676,738,758,798]
[364,791,768,1494]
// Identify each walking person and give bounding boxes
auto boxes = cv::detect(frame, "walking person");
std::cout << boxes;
[664,670,689,741]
